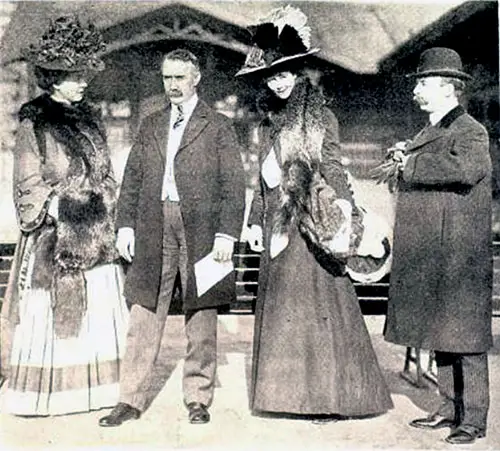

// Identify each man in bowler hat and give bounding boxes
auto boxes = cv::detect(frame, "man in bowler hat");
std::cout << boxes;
[99,49,246,426]
[383,47,493,445]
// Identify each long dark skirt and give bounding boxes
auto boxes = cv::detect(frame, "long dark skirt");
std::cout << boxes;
[250,225,393,416]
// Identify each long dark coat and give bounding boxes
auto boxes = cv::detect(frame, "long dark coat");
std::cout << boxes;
[384,106,493,353]
[116,100,246,312]
[248,81,393,416]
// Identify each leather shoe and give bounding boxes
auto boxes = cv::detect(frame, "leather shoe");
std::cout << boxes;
[445,425,485,444]
[187,402,210,424]
[99,402,141,427]
[409,414,455,430]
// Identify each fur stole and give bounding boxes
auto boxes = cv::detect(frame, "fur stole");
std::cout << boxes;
[259,78,326,166]
[262,79,363,264]
[20,95,118,338]
[260,79,327,230]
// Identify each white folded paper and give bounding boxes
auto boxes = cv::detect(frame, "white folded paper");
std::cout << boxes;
[194,251,234,297]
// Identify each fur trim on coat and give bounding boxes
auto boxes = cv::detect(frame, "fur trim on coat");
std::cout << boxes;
[19,95,118,338]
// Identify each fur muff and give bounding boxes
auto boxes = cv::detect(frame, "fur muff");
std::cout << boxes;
[279,158,362,259]
[20,95,118,338]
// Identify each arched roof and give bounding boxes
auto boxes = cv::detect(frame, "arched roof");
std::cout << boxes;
[1,0,466,74]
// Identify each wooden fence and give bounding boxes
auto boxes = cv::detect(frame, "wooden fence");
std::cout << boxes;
[0,241,389,314]
[2,241,499,314]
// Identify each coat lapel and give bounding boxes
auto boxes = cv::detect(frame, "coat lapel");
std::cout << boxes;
[406,106,466,153]
[406,125,443,152]
[152,107,171,162]
[178,100,210,152]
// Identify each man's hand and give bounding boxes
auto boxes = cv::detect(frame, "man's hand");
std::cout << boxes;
[212,235,234,262]
[370,140,411,193]
[386,140,410,158]
[392,150,410,169]
[116,227,135,262]
[246,224,264,252]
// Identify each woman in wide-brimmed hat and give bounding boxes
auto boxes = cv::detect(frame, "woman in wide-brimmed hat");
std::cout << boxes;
[237,5,393,420]
[0,16,128,416]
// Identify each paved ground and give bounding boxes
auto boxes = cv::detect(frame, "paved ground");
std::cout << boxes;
[1,314,499,451]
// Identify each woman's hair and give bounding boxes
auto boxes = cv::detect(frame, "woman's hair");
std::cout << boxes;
[34,66,70,92]
[263,60,305,83]
[256,68,308,115]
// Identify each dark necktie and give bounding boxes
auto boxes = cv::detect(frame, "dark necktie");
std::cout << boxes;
[173,105,184,129]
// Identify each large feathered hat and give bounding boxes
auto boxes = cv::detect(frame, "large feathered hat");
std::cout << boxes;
[22,16,106,72]
[235,5,319,77]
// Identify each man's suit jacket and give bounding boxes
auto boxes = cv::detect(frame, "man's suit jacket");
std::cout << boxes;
[116,99,246,311]
[384,106,493,353]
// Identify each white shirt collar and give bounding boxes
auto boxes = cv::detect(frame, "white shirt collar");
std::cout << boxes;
[429,100,459,126]
[172,93,198,119]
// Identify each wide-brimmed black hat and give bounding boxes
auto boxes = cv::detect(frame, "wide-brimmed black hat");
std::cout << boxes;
[407,47,471,80]
[235,5,319,77]
[22,16,106,72]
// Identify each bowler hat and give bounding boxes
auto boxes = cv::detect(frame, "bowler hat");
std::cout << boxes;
[22,16,106,72]
[407,47,471,80]
[235,5,319,77]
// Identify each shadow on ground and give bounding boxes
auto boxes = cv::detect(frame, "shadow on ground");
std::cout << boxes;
[136,314,500,424]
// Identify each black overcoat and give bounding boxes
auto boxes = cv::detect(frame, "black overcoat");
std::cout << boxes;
[116,100,246,311]
[384,106,493,353]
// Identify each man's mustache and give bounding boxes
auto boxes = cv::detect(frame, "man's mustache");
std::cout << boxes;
[169,90,183,97]
[413,95,426,105]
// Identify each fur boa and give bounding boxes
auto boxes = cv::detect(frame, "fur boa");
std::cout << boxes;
[260,79,326,231]
[19,95,118,338]
[262,79,363,261]
[259,78,326,166]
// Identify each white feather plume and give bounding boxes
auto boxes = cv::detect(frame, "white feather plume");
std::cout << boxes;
[259,5,312,49]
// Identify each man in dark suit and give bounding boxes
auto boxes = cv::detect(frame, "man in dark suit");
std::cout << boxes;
[99,49,246,426]
[383,48,492,445]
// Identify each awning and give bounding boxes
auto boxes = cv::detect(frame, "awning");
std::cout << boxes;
[1,0,467,74]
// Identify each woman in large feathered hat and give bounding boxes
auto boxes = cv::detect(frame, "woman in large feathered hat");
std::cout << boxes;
[0,16,129,416]
[238,5,393,421]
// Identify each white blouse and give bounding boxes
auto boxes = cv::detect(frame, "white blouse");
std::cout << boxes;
[261,146,282,189]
